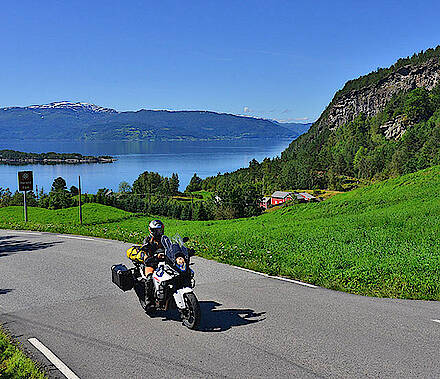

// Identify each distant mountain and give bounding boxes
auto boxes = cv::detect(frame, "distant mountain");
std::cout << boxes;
[25,101,117,113]
[275,122,312,135]
[0,102,305,141]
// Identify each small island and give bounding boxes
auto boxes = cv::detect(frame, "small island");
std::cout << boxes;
[0,149,116,165]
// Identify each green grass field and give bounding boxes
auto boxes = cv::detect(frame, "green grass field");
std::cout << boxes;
[1,166,439,300]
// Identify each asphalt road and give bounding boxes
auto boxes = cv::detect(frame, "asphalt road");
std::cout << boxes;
[1,229,439,378]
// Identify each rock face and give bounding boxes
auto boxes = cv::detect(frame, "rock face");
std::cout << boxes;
[379,115,407,139]
[316,58,440,134]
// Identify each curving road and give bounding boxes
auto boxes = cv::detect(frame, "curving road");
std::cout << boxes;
[1,229,439,378]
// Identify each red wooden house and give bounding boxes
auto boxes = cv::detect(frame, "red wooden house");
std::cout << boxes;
[270,191,293,206]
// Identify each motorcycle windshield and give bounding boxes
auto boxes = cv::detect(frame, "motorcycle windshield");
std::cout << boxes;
[161,234,189,262]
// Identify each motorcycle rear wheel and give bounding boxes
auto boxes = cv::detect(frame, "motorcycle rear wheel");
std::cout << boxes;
[181,292,201,330]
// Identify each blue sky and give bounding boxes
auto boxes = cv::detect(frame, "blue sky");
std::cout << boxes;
[1,0,440,122]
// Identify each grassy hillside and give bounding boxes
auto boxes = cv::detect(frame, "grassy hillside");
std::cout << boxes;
[1,166,439,300]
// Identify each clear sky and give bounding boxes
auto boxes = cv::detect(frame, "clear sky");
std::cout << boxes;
[1,0,440,122]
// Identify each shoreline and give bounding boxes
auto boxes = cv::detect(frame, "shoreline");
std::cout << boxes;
[0,149,116,165]
[0,157,116,165]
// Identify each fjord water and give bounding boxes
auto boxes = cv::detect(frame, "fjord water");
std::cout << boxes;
[0,139,291,193]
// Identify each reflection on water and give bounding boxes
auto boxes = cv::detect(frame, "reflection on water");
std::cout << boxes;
[0,139,292,193]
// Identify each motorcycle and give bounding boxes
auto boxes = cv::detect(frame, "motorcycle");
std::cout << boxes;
[111,235,201,330]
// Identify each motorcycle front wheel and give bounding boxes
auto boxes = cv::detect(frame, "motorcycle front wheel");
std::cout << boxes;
[181,292,201,330]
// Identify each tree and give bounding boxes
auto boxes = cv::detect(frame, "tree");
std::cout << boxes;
[48,176,73,209]
[170,173,180,195]
[180,204,192,220]
[185,173,202,192]
[96,188,115,205]
[214,181,262,219]
[404,88,433,122]
[0,187,12,207]
[171,203,182,219]
[193,202,208,220]
[51,177,67,192]
[327,168,343,191]
[10,191,23,206]
[118,181,132,194]
[9,190,38,207]
[133,171,164,195]
[161,178,172,196]
[39,193,50,208]
[429,85,440,111]
[48,191,74,209]
[353,146,369,178]
[70,186,79,196]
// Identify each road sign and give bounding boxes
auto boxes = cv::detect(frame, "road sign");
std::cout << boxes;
[18,171,33,191]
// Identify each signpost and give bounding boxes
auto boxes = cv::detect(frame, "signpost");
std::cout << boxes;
[78,176,82,224]
[18,171,33,222]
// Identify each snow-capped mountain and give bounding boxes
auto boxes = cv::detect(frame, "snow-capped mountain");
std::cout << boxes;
[25,101,118,113]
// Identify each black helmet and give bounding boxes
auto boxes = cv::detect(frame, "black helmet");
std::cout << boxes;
[149,219,164,239]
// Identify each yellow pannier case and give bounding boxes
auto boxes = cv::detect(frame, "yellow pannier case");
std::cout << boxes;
[126,246,145,263]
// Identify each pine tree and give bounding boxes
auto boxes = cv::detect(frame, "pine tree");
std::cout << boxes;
[170,173,180,195]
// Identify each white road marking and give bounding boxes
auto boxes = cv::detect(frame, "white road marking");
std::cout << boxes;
[234,266,317,288]
[12,231,42,235]
[269,275,318,288]
[57,235,95,241]
[235,266,270,277]
[432,319,440,324]
[28,338,80,379]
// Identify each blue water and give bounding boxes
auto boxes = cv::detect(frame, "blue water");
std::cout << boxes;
[0,139,291,194]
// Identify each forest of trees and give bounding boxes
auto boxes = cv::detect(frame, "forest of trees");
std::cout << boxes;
[0,171,263,220]
[0,176,76,209]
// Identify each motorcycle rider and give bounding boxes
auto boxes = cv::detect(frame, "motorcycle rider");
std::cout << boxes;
[136,219,165,309]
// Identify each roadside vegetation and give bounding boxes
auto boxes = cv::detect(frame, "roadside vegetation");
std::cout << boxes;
[1,166,439,300]
[1,170,263,221]
[0,327,46,378]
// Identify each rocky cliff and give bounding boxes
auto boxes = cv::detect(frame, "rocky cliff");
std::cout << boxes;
[315,57,440,136]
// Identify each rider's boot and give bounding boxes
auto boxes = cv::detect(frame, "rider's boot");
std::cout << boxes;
[144,273,154,309]
[133,279,148,310]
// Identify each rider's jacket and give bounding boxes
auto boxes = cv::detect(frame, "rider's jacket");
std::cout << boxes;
[126,236,164,268]
[142,236,164,256]
[141,236,165,268]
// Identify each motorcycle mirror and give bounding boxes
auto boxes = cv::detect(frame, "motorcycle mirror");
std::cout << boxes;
[183,237,189,243]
